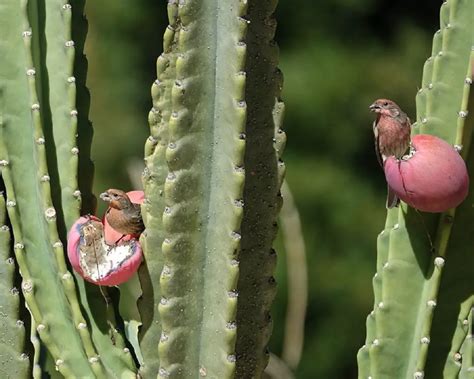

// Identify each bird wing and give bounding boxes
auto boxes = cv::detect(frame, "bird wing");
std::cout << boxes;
[373,119,383,168]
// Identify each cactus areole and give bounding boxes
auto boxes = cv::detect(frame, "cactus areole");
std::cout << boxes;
[384,134,469,212]
[67,215,142,286]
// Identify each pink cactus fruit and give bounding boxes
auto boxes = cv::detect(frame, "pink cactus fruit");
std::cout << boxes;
[384,134,469,212]
[103,190,145,245]
[67,215,142,286]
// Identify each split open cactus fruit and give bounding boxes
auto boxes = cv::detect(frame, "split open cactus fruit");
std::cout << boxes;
[67,215,143,286]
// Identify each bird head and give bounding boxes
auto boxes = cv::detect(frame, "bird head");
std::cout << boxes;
[369,99,401,118]
[100,189,131,210]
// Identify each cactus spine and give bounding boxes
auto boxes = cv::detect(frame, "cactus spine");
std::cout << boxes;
[357,0,473,377]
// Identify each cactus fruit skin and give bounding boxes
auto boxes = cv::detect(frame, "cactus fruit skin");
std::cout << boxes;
[67,215,143,286]
[358,0,473,377]
[140,1,284,377]
[0,192,31,378]
[384,134,469,212]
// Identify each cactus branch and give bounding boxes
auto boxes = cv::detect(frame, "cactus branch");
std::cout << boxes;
[359,0,473,377]
[0,191,31,378]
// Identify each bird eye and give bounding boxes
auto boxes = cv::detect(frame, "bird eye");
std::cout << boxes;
[383,101,389,106]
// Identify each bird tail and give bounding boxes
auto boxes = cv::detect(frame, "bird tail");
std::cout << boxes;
[386,185,400,209]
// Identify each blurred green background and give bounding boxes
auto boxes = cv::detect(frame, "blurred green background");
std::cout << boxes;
[84,1,441,378]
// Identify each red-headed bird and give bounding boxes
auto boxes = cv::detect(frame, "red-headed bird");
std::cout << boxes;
[369,99,411,208]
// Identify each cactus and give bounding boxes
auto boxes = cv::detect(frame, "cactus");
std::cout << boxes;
[357,0,473,378]
[0,0,284,377]
[0,191,31,378]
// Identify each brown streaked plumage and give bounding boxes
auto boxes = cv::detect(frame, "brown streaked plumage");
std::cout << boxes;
[369,99,411,208]
[100,189,144,236]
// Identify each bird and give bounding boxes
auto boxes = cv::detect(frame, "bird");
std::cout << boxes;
[100,189,145,240]
[369,99,412,208]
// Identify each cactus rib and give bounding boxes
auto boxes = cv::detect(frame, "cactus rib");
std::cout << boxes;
[357,210,398,378]
[441,297,473,377]
[0,0,101,376]
[34,1,138,375]
[359,0,473,378]
[235,0,284,377]
[138,1,180,376]
[0,191,31,378]
[145,1,251,377]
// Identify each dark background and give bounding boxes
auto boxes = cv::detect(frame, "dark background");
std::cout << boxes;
[85,1,442,377]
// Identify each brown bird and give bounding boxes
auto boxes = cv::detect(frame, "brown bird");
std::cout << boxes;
[369,99,411,208]
[100,189,145,238]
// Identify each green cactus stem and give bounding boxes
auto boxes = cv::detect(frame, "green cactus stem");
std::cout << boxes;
[235,1,284,376]
[357,210,398,378]
[0,0,99,375]
[0,1,137,377]
[440,297,473,377]
[137,0,174,373]
[29,310,42,379]
[140,1,284,377]
[0,191,31,378]
[458,303,473,378]
[358,0,473,377]
[37,2,135,375]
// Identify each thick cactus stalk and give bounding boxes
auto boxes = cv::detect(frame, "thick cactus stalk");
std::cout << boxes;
[0,1,136,377]
[0,1,99,376]
[36,2,135,376]
[137,1,173,374]
[235,1,283,376]
[0,192,31,378]
[358,0,473,377]
[141,1,284,378]
[441,297,473,377]
[458,302,473,378]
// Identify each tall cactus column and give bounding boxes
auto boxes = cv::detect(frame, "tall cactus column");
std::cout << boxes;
[0,191,31,378]
[0,1,99,376]
[235,0,284,377]
[358,0,473,378]
[141,0,285,377]
[0,0,137,377]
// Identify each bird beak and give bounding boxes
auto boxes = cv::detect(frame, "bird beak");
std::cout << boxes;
[369,103,380,112]
[99,192,111,202]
